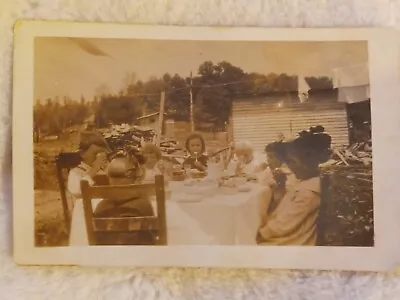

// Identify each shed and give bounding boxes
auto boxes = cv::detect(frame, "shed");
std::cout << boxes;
[231,95,349,153]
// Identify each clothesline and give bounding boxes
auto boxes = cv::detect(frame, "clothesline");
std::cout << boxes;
[119,80,266,98]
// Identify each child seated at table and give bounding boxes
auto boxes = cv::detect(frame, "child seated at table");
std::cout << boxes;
[226,141,264,179]
[141,142,168,183]
[257,142,288,228]
[94,152,155,245]
[67,131,110,198]
[256,126,332,246]
[182,133,208,172]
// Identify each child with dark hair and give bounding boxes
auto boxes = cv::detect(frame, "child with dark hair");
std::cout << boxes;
[257,126,332,246]
[257,142,289,227]
[182,133,208,172]
[67,131,110,198]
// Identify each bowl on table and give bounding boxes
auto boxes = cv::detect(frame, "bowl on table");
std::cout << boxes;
[171,169,186,181]
[190,169,206,179]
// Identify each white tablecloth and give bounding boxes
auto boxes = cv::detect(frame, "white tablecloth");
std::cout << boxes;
[69,181,267,246]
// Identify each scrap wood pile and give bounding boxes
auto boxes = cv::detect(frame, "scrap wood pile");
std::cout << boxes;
[322,140,372,167]
[319,161,373,247]
[101,123,183,156]
[315,140,374,247]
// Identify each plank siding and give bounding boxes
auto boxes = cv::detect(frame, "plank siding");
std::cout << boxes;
[232,98,349,153]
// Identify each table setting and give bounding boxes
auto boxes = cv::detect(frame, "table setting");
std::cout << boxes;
[69,156,268,246]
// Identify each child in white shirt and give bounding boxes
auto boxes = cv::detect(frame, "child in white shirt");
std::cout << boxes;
[67,132,109,198]
[141,143,167,183]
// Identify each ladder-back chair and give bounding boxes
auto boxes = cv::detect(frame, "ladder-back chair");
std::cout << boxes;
[316,174,330,246]
[80,175,167,246]
[55,151,81,229]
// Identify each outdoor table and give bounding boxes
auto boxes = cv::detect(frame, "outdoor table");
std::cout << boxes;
[69,180,268,246]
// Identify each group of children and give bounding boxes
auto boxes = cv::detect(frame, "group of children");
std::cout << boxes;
[67,125,332,246]
[180,128,332,246]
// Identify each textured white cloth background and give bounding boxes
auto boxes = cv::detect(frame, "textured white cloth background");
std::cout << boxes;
[1,0,400,299]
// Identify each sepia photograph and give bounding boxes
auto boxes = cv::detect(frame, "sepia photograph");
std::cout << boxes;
[32,36,373,248]
[13,22,400,270]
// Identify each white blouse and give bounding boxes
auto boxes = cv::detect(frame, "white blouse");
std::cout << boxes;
[142,166,161,183]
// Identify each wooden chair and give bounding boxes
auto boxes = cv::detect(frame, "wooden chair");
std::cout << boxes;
[55,151,81,229]
[80,175,167,246]
[316,174,330,246]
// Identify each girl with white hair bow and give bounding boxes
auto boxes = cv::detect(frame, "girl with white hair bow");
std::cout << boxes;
[227,140,264,178]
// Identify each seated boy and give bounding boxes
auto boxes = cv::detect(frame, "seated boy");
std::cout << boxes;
[93,153,155,245]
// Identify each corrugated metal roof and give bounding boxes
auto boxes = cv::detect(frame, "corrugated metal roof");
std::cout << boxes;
[232,98,349,153]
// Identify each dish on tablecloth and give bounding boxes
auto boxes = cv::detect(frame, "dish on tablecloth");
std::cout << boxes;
[238,185,251,192]
[190,169,207,178]
[175,195,203,203]
[184,178,216,187]
[219,186,239,195]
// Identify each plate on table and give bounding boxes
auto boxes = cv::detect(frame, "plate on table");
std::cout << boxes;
[238,185,251,193]
[184,178,216,187]
[219,186,238,195]
[175,194,203,203]
[189,185,218,196]
[183,179,198,186]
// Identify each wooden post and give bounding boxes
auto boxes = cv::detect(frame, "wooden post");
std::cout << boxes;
[189,71,194,132]
[155,175,167,245]
[156,91,165,145]
[55,156,71,230]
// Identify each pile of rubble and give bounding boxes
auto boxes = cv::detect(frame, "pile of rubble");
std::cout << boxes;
[318,140,373,247]
[321,140,372,168]
[320,164,374,247]
[101,124,182,155]
[102,124,154,149]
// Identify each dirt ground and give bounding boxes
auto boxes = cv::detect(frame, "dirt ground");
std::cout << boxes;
[35,190,69,246]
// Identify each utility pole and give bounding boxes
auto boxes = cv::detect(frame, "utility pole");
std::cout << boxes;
[156,91,165,146]
[189,71,194,132]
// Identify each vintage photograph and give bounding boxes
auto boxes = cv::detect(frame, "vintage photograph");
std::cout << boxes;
[32,36,373,248]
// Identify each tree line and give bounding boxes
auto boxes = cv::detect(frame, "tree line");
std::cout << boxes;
[33,96,98,141]
[34,60,336,138]
[94,60,335,131]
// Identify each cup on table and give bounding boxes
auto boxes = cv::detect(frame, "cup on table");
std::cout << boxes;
[183,163,191,178]
[235,177,247,186]
[207,162,223,180]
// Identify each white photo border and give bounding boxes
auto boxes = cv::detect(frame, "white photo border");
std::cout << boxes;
[13,21,400,271]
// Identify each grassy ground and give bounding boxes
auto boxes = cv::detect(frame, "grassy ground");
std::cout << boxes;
[34,130,80,247]
[35,190,69,247]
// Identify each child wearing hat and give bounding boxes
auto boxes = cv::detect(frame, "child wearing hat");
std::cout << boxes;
[257,126,332,246]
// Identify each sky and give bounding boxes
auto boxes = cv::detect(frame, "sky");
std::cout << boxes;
[34,37,368,101]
